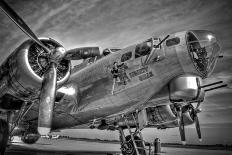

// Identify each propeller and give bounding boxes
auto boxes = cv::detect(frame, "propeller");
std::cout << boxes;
[192,102,202,141]
[176,106,186,145]
[0,0,50,53]
[0,0,102,135]
[38,62,57,135]
[0,0,67,135]
[193,109,202,141]
[173,79,228,144]
[183,103,202,143]
[0,1,101,60]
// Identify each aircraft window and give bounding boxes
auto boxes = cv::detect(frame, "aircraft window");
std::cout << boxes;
[135,42,151,58]
[103,49,111,56]
[166,37,180,47]
[110,48,121,52]
[121,52,132,62]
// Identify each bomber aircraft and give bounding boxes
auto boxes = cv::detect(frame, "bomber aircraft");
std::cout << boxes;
[0,1,227,155]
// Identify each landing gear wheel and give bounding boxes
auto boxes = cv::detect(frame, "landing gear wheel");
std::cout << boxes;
[121,141,134,155]
[121,135,146,155]
[0,119,9,155]
[21,127,40,144]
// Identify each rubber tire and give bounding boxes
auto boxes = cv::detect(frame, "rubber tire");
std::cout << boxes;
[0,119,9,155]
[121,135,146,155]
[21,127,40,144]
[21,132,40,144]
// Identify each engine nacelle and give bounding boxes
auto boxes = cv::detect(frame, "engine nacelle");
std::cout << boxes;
[105,104,196,129]
[65,47,101,59]
[0,38,71,102]
[146,105,177,125]
[169,75,205,102]
[146,105,195,128]
[117,105,179,127]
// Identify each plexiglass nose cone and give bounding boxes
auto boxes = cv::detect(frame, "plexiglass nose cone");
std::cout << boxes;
[187,30,221,77]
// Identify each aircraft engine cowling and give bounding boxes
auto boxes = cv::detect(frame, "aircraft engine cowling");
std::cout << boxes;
[115,105,178,128]
[146,105,177,125]
[0,38,71,101]
[115,104,195,129]
[169,75,205,102]
[146,105,195,128]
[65,47,101,60]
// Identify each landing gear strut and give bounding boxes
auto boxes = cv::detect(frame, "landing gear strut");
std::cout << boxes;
[0,119,9,155]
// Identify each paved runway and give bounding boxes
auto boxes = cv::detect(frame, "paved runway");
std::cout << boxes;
[5,138,232,155]
[6,138,121,155]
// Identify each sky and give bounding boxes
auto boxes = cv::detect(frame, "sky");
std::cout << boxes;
[0,0,232,145]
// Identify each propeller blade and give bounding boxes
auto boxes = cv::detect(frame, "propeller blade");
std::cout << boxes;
[0,0,50,53]
[200,81,223,88]
[64,47,100,60]
[176,107,186,145]
[38,63,57,135]
[194,114,202,141]
[196,101,201,109]
[204,84,228,92]
[178,114,186,145]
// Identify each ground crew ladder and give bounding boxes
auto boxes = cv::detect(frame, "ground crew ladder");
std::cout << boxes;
[123,113,149,155]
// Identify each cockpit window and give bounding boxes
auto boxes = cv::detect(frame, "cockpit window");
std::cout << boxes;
[110,48,121,52]
[135,42,151,58]
[166,37,180,47]
[121,52,132,62]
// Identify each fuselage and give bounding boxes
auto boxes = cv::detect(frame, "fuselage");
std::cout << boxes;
[48,30,220,129]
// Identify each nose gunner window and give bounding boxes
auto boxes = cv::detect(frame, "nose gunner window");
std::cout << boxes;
[121,52,132,62]
[166,37,180,47]
[187,30,220,77]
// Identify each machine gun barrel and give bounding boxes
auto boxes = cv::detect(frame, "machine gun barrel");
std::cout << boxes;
[200,81,223,88]
[204,84,227,92]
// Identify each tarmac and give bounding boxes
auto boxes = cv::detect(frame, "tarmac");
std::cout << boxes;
[5,137,232,155]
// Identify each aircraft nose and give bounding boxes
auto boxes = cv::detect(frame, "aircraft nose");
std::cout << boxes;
[186,30,221,77]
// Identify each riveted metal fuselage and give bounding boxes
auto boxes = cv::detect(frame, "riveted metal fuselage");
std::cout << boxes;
[50,31,210,129]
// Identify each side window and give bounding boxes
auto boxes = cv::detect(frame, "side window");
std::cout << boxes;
[121,52,132,62]
[166,37,180,47]
[135,42,151,58]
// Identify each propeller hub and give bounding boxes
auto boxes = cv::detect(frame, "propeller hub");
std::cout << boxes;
[50,47,67,64]
[196,108,202,113]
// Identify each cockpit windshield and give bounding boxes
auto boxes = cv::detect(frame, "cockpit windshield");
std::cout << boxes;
[187,30,220,77]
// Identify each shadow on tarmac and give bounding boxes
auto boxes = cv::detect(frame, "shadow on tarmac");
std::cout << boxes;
[5,144,120,155]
